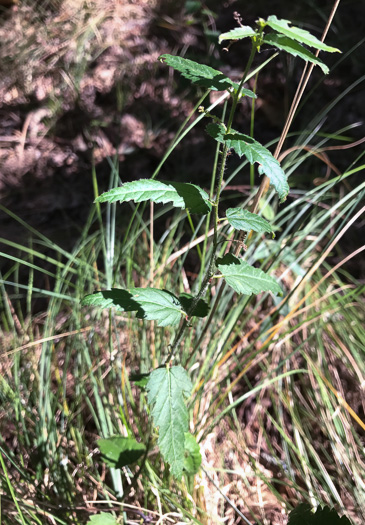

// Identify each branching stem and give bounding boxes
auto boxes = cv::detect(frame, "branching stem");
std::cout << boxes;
[165,42,259,364]
[187,2,341,366]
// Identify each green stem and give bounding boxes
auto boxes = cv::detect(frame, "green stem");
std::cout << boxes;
[165,42,259,364]
[200,101,228,287]
[226,41,258,133]
[167,138,231,363]
[250,71,259,188]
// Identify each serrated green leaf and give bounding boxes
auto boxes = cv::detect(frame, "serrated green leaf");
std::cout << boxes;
[168,181,212,213]
[206,123,289,202]
[235,86,257,99]
[263,33,329,74]
[128,288,183,326]
[147,365,192,479]
[226,208,273,235]
[82,289,140,311]
[96,179,211,214]
[178,293,209,317]
[82,288,185,327]
[216,254,282,296]
[266,16,340,53]
[184,433,202,475]
[87,513,117,525]
[288,503,352,525]
[159,53,239,92]
[219,26,256,43]
[159,54,256,97]
[97,436,145,468]
[131,289,184,326]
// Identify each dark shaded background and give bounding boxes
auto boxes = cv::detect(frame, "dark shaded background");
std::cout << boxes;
[0,0,364,251]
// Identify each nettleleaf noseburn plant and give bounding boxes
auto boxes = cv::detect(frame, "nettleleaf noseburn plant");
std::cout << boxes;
[82,16,339,481]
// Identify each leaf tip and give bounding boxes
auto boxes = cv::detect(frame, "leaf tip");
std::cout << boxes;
[81,294,91,306]
[218,33,229,44]
[279,193,288,204]
[95,193,106,203]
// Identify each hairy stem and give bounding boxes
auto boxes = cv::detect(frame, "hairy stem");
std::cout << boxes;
[166,143,229,363]
[166,43,259,364]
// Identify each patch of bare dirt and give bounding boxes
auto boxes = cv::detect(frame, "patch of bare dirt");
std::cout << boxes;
[0,0,203,244]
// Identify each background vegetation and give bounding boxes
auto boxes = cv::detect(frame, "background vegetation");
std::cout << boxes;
[0,1,364,524]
